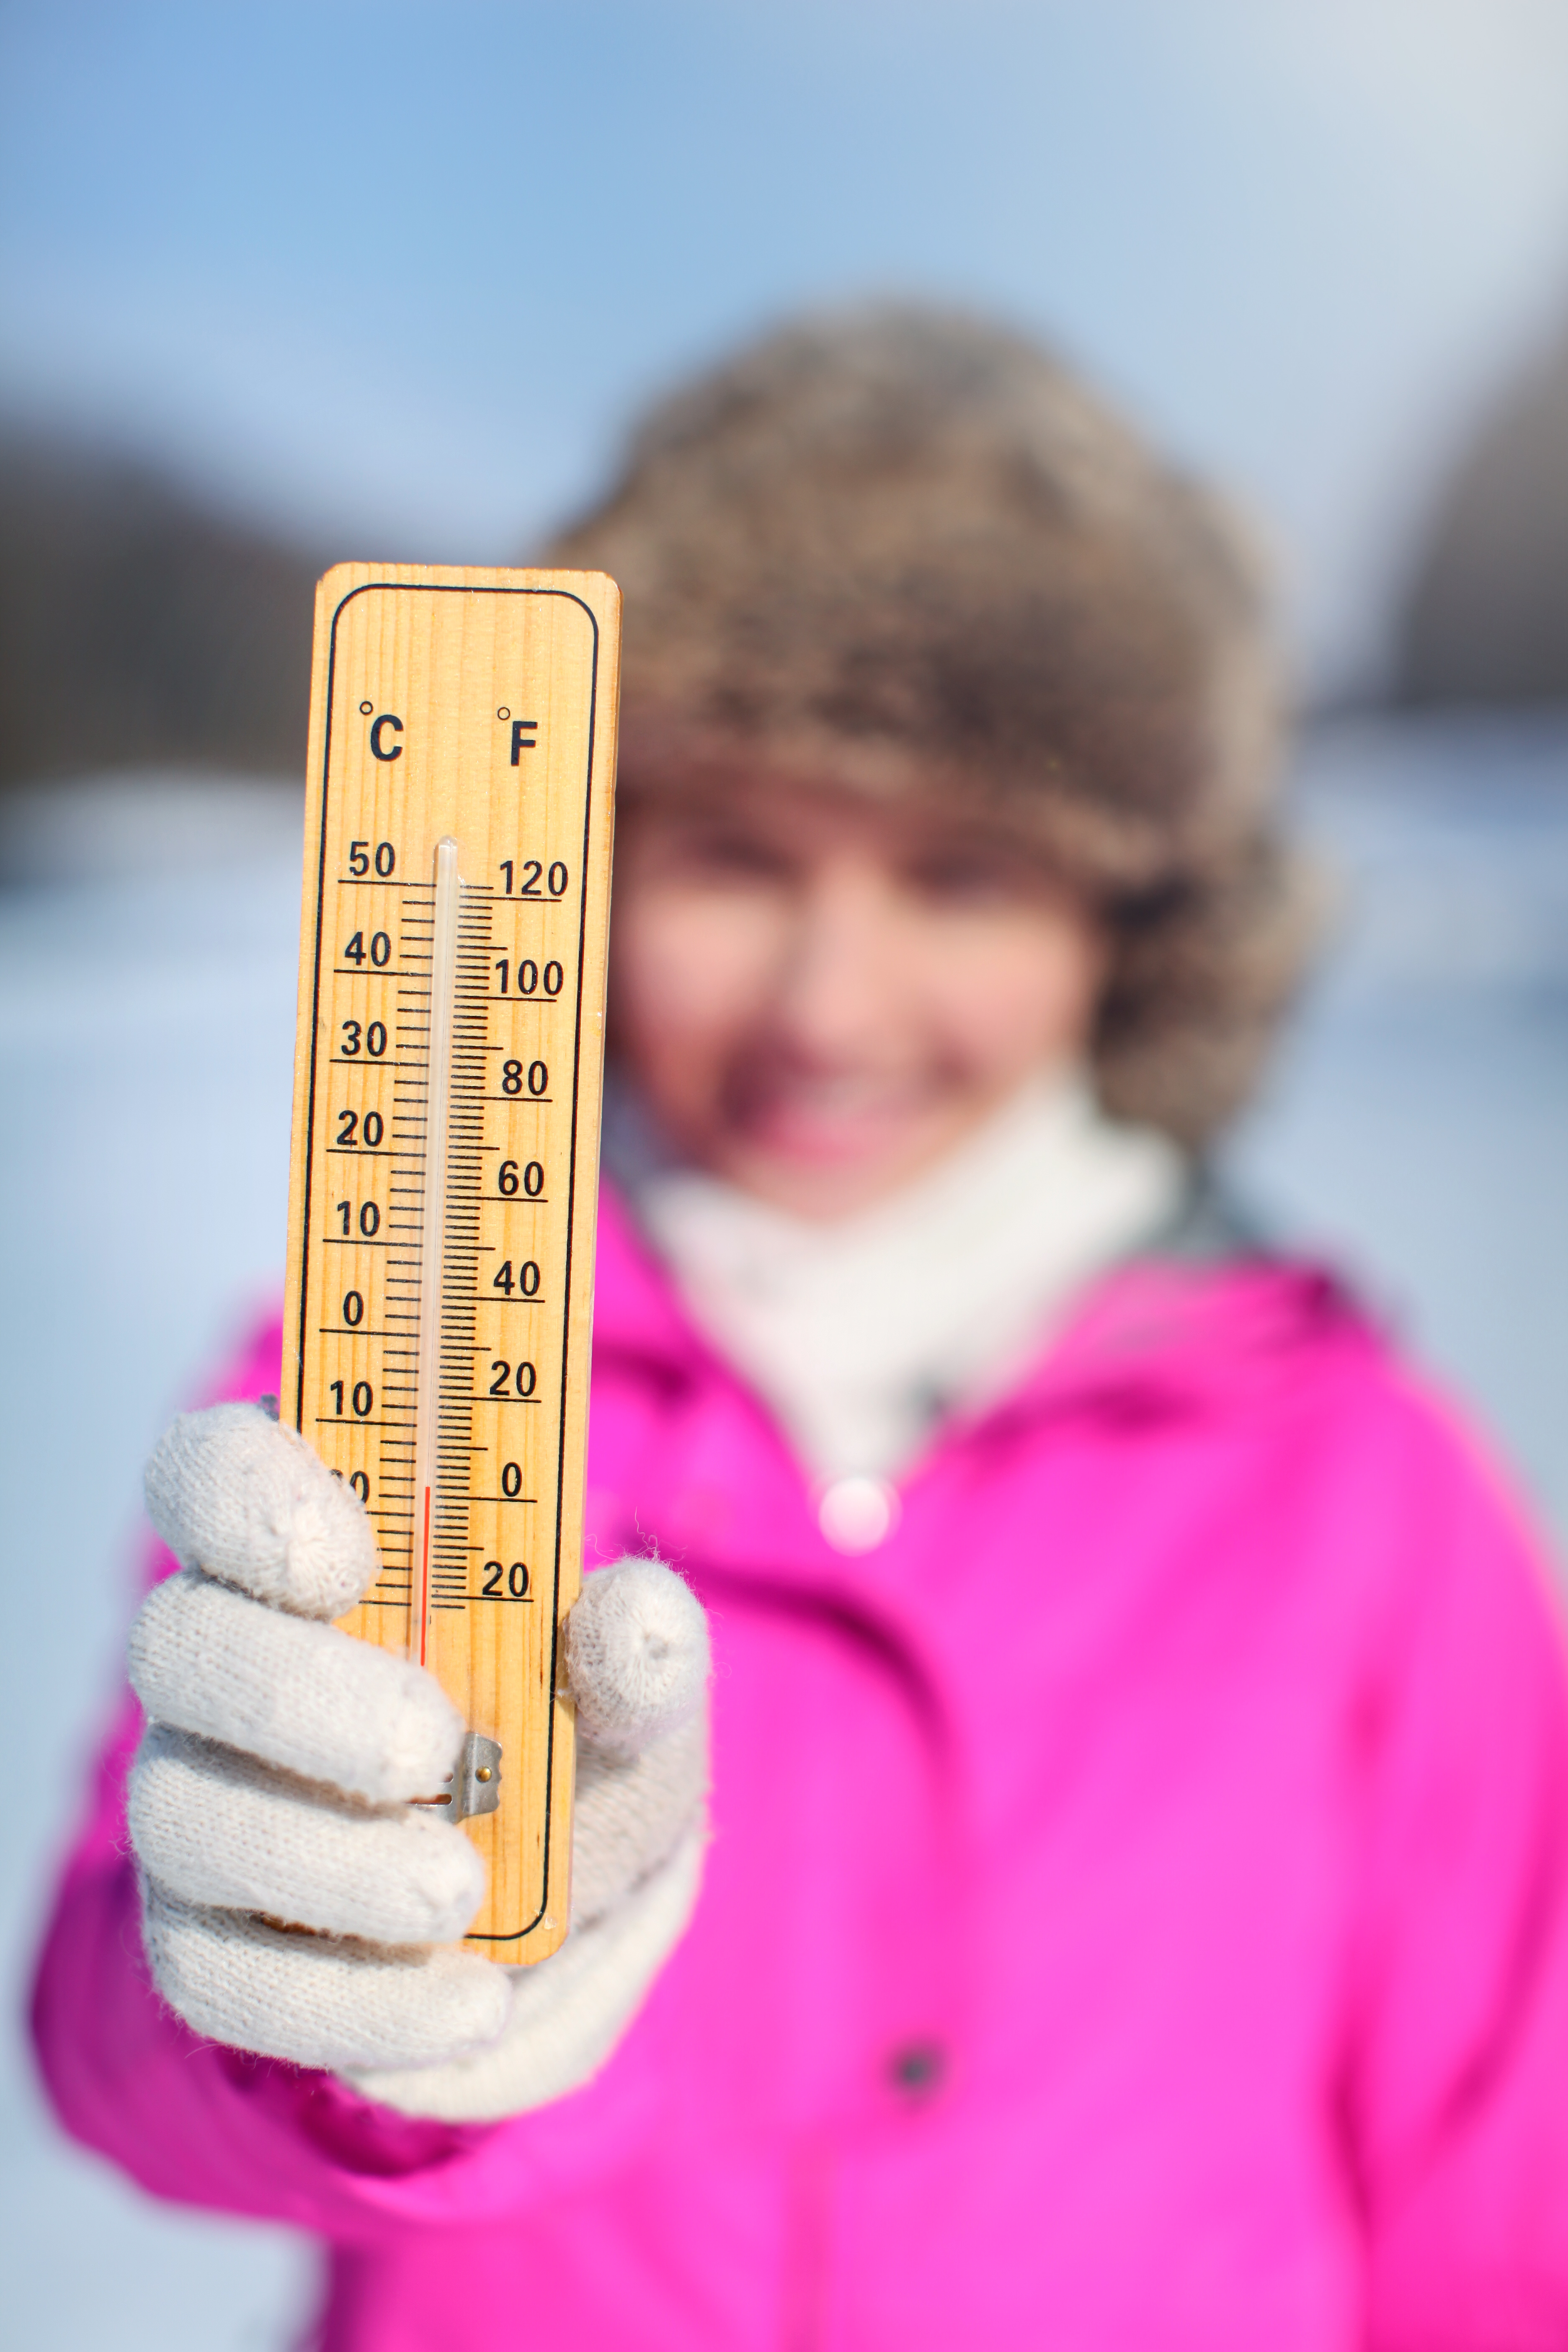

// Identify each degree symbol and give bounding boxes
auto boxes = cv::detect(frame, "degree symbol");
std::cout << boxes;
[358,700,374,716]
[497,707,511,721]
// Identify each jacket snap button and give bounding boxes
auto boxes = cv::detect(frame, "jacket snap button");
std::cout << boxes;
[818,1475,899,1553]
[889,2040,945,2097]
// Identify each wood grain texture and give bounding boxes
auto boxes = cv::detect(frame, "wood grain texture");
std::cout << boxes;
[282,563,621,1958]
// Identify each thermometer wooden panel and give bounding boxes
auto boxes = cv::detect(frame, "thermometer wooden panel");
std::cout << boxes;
[283,562,621,1958]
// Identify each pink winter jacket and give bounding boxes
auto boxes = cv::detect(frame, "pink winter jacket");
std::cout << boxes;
[31,1186,1568,2348]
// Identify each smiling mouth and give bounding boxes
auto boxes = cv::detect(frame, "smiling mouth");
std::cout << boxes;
[729,1069,946,1164]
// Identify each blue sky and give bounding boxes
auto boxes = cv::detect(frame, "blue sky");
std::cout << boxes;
[5,0,1568,687]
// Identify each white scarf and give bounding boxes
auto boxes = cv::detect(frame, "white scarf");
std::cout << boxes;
[611,1071,1185,1483]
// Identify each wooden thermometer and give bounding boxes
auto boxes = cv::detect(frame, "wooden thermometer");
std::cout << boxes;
[283,563,621,1960]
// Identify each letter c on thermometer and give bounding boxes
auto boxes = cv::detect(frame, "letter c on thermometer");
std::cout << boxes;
[369,713,404,761]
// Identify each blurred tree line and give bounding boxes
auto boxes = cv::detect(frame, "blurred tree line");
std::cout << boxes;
[3,324,1568,791]
[1398,325,1568,706]
[0,433,322,787]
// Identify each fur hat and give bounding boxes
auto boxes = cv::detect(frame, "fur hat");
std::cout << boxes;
[546,304,1315,1147]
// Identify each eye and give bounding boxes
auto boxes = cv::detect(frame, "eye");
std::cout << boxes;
[673,828,794,882]
[903,849,1022,904]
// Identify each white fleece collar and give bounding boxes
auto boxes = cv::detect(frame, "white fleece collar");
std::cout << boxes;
[611,1072,1185,1483]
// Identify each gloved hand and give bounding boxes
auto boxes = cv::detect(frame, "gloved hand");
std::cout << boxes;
[125,1401,708,2123]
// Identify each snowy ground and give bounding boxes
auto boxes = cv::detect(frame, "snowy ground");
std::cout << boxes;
[2,720,1566,2347]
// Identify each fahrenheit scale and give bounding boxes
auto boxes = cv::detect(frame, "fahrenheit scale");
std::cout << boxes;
[282,564,621,1959]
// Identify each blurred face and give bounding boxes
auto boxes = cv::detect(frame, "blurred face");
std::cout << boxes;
[609,779,1108,1218]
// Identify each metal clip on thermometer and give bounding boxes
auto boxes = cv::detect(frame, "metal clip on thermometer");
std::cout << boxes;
[282,565,621,1959]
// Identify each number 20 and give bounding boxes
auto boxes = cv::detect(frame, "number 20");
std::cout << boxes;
[482,1560,530,1598]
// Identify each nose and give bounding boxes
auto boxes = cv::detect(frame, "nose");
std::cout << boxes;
[767,859,906,1062]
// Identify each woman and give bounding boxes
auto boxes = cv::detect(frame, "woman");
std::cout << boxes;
[34,307,1568,2348]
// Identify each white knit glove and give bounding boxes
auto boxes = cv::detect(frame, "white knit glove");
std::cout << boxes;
[125,1401,708,2123]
